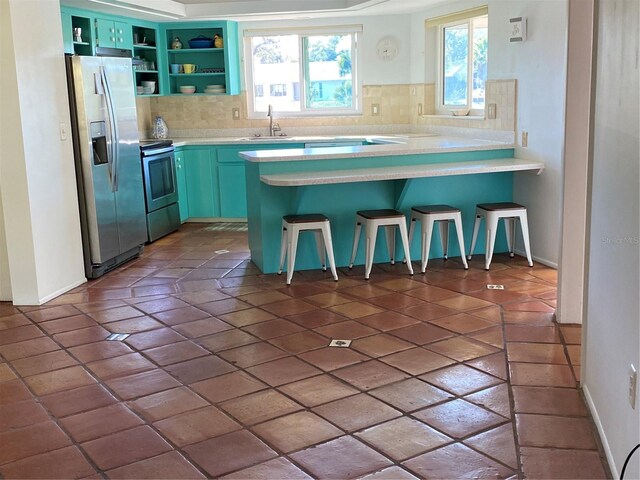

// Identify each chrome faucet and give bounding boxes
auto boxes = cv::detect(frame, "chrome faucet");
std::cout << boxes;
[267,104,281,136]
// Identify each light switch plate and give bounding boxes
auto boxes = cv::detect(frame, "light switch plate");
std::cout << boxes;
[371,104,380,116]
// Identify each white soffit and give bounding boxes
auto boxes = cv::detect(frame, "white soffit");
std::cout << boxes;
[69,0,446,21]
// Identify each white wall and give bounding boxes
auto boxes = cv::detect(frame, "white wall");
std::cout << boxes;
[409,0,568,267]
[0,0,86,304]
[237,14,413,89]
[582,0,640,477]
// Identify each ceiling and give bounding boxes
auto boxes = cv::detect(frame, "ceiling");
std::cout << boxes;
[65,0,450,21]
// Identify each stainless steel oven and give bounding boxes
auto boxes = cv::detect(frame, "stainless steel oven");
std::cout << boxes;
[140,140,180,242]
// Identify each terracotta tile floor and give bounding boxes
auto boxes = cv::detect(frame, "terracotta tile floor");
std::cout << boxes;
[0,224,611,479]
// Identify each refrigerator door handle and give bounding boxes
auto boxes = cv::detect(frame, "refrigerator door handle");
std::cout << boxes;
[99,66,120,192]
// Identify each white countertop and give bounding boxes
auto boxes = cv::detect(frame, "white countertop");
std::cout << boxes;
[168,133,411,148]
[238,135,514,163]
[260,158,545,186]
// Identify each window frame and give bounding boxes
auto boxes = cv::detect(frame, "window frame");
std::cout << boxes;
[244,26,362,118]
[435,13,488,116]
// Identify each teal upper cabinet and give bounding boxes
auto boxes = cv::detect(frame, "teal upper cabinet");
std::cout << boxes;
[132,24,162,96]
[95,18,132,50]
[60,9,95,56]
[159,21,240,96]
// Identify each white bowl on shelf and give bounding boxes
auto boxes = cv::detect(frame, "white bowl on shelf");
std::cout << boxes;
[136,86,144,94]
[180,85,196,94]
[142,86,154,94]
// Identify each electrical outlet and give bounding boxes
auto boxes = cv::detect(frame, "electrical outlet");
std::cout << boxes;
[521,131,529,147]
[629,364,637,409]
[487,103,497,119]
[372,104,380,116]
[232,108,240,120]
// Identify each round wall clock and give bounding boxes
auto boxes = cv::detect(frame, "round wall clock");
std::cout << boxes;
[376,37,398,61]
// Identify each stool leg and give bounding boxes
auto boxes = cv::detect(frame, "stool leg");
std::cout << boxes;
[438,220,450,260]
[504,217,516,258]
[320,222,339,281]
[518,211,534,267]
[313,230,326,271]
[364,222,378,280]
[453,212,469,269]
[278,223,287,275]
[398,220,413,275]
[484,214,499,270]
[405,215,418,264]
[422,218,435,273]
[349,221,362,269]
[286,226,300,285]
[384,225,396,265]
[468,214,482,260]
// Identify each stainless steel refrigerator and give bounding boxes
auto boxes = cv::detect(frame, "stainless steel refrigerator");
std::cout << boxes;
[66,54,147,279]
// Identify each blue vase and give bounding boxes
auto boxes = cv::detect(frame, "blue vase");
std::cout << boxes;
[152,116,168,139]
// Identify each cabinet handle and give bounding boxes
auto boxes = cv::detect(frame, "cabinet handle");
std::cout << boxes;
[177,165,182,169]
[110,37,115,42]
[109,27,114,33]
[117,29,122,34]
[118,37,123,42]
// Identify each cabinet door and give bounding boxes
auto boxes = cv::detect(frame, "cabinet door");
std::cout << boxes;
[96,19,132,49]
[218,164,247,218]
[114,21,132,50]
[96,18,117,48]
[184,149,218,218]
[175,151,189,222]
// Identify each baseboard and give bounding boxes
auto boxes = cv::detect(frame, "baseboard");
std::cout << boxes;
[185,218,247,223]
[35,278,87,306]
[582,384,618,478]
[513,248,558,269]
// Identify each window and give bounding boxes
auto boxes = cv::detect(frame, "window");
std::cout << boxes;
[432,9,488,114]
[244,26,361,116]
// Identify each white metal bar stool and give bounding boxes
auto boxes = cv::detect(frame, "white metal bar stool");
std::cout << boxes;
[408,205,469,273]
[468,202,534,270]
[278,214,338,285]
[348,209,413,280]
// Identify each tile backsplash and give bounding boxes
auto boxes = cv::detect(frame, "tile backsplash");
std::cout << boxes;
[139,80,516,138]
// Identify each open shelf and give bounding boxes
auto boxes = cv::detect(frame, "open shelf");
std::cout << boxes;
[168,48,224,54]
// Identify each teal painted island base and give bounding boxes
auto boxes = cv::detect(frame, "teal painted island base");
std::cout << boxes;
[242,139,544,275]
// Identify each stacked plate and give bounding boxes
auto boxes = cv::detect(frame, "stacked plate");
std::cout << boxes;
[205,84,226,95]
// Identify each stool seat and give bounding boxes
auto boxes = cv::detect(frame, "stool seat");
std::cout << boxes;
[412,205,460,214]
[357,209,404,219]
[468,203,533,270]
[278,214,338,285]
[349,210,413,279]
[283,214,329,223]
[408,205,468,273]
[477,202,525,211]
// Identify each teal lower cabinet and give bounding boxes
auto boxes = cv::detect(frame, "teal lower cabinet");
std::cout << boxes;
[174,150,189,222]
[183,148,219,219]
[216,143,305,219]
[218,164,247,218]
